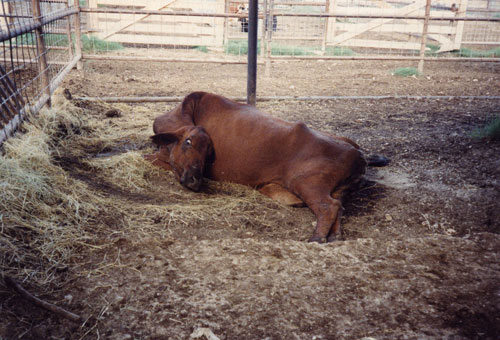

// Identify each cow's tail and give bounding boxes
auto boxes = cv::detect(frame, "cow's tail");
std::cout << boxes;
[366,155,390,167]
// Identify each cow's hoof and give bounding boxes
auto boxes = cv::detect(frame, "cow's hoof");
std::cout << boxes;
[308,236,327,243]
[327,233,343,242]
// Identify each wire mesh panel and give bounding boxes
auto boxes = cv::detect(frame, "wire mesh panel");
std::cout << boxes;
[0,0,79,144]
[268,0,500,59]
[79,0,499,62]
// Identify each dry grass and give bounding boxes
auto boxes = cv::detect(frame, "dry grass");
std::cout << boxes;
[0,103,102,286]
[0,97,285,293]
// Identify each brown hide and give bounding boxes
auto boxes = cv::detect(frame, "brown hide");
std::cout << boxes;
[150,92,368,242]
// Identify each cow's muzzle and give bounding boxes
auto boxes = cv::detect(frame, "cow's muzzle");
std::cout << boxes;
[180,169,203,192]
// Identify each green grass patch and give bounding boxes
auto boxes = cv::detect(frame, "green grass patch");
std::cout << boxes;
[392,67,420,77]
[472,116,500,140]
[325,46,355,56]
[14,33,123,52]
[225,40,355,57]
[271,45,315,56]
[225,40,257,55]
[425,43,440,56]
[193,46,209,53]
[453,47,500,58]
[81,35,123,52]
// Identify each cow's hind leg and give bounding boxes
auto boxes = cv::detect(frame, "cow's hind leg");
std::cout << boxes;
[258,183,304,207]
[326,186,348,242]
[294,181,344,243]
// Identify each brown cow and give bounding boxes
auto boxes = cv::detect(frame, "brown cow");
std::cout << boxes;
[147,92,388,243]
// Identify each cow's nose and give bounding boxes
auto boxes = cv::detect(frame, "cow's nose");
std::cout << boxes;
[180,172,202,191]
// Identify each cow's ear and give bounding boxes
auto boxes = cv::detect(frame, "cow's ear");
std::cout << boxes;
[206,141,216,163]
[151,133,180,146]
[181,92,206,118]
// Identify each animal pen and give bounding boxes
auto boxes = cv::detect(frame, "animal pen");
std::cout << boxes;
[1,0,500,144]
[1,1,500,339]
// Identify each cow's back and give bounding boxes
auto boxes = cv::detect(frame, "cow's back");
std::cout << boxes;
[193,95,363,188]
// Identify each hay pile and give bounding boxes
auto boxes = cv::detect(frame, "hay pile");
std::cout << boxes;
[0,103,102,287]
[0,96,285,294]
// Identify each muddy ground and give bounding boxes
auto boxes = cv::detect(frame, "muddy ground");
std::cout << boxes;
[2,57,500,339]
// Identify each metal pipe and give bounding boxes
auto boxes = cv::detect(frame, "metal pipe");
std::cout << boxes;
[73,95,500,103]
[247,0,259,105]
[0,7,78,43]
[79,7,500,22]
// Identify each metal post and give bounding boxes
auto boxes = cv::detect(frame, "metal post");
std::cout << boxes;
[73,0,83,70]
[32,0,51,108]
[418,0,431,74]
[247,0,258,105]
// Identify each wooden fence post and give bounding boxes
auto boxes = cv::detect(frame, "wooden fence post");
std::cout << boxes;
[224,0,229,46]
[418,0,431,74]
[262,0,267,58]
[322,0,330,53]
[31,0,51,108]
[265,0,273,77]
[453,0,468,50]
[73,0,83,70]
[65,1,74,61]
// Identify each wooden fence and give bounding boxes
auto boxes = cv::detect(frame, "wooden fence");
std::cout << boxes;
[87,0,226,46]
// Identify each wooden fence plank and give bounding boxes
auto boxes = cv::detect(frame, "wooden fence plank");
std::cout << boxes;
[105,34,220,45]
[327,1,427,46]
[452,0,469,52]
[97,0,180,40]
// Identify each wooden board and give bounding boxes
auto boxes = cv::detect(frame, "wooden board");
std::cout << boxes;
[326,0,468,51]
[89,0,225,46]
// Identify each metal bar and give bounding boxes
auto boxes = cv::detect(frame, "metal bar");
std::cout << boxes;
[0,7,79,43]
[73,95,500,103]
[82,54,263,64]
[81,7,250,18]
[81,54,500,63]
[269,55,500,62]
[3,58,73,65]
[247,0,258,105]
[79,7,500,21]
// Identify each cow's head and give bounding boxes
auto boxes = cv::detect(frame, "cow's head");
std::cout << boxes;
[151,126,213,192]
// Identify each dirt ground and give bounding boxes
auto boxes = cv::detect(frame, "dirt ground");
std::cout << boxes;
[1,57,500,339]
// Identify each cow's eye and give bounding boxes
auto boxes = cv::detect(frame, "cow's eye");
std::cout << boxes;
[184,138,192,146]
